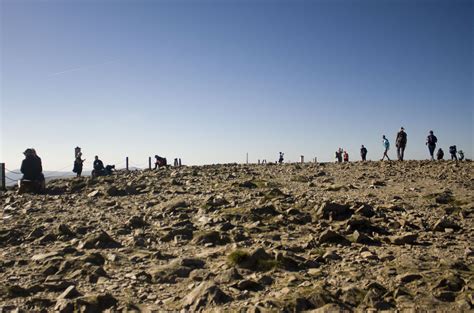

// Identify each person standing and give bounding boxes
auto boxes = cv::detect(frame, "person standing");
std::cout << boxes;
[278,152,284,164]
[458,150,464,161]
[395,127,407,161]
[426,130,438,160]
[343,151,349,162]
[449,146,458,160]
[73,153,85,177]
[360,145,367,161]
[381,135,391,161]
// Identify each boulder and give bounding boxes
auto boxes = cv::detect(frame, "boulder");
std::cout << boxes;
[182,281,231,310]
[318,230,351,246]
[316,202,353,221]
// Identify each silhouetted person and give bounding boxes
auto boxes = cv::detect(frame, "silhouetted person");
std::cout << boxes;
[436,148,444,160]
[396,127,407,161]
[20,148,45,192]
[174,158,179,167]
[426,130,438,161]
[382,135,391,161]
[154,155,167,169]
[93,156,105,176]
[278,152,284,164]
[21,148,44,181]
[458,150,464,161]
[343,151,349,162]
[360,145,367,161]
[335,148,343,163]
[105,165,115,175]
[449,146,457,161]
[73,153,85,177]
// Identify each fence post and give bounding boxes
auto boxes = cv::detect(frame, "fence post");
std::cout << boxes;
[148,157,152,170]
[126,157,129,171]
[0,163,5,191]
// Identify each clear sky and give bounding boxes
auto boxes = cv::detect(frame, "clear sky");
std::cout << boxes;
[1,0,472,171]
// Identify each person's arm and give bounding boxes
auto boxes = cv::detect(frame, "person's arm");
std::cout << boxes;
[21,160,26,174]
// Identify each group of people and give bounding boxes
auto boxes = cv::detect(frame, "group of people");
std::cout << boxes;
[335,148,350,163]
[338,128,465,163]
[73,153,115,177]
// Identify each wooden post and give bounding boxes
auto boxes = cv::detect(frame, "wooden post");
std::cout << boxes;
[126,157,129,171]
[0,163,5,191]
[300,155,304,164]
[246,153,248,164]
[148,157,152,170]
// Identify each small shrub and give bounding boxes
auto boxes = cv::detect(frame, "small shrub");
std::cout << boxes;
[228,250,250,265]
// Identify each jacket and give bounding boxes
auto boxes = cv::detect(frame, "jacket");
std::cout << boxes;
[21,155,43,180]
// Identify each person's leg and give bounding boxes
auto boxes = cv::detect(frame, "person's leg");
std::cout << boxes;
[429,145,435,160]
[401,146,405,161]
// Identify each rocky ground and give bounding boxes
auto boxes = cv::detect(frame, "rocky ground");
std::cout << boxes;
[1,160,473,312]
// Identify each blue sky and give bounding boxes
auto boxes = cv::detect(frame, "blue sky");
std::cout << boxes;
[1,0,472,171]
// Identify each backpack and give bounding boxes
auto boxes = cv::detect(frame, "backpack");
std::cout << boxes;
[428,135,437,145]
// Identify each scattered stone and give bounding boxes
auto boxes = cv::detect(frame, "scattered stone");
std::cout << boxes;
[318,229,351,246]
[389,233,418,245]
[317,202,353,220]
[182,281,231,310]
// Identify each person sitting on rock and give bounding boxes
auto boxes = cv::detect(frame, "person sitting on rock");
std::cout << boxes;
[154,155,167,169]
[343,151,349,162]
[20,148,45,193]
[436,148,444,160]
[92,156,106,177]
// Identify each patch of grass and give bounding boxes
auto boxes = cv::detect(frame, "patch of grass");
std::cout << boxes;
[291,175,310,183]
[227,249,280,272]
[257,259,280,271]
[228,250,250,265]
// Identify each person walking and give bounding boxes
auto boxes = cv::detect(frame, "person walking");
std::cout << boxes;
[381,135,391,161]
[360,145,368,161]
[73,153,85,177]
[449,145,458,160]
[278,152,284,164]
[426,130,438,161]
[395,127,407,161]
